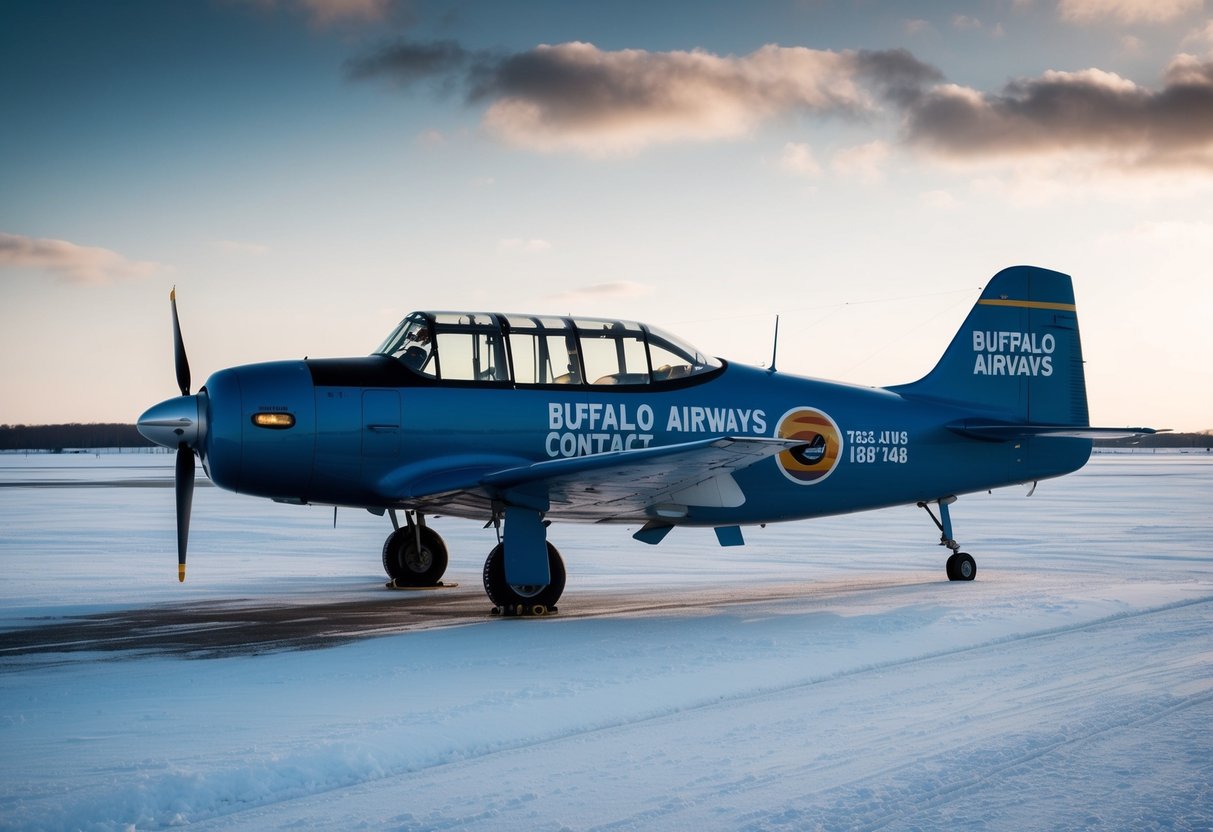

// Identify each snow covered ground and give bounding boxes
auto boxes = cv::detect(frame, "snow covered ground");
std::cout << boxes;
[1,451,1211,831]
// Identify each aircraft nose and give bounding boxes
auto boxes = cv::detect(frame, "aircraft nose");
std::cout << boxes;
[137,394,206,449]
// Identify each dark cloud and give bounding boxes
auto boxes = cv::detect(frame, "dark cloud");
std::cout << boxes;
[348,37,1213,170]
[903,56,1213,167]
[852,48,945,107]
[345,39,476,85]
[348,40,942,154]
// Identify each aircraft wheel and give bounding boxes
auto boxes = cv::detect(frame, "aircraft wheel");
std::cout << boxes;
[382,526,448,586]
[482,542,566,610]
[946,552,976,582]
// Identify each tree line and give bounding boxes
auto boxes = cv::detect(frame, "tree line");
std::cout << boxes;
[0,423,155,451]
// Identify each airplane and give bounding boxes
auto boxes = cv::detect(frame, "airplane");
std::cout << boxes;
[137,265,1153,615]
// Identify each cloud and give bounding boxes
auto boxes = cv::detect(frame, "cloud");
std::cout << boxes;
[1058,0,1204,25]
[546,281,654,302]
[346,38,470,86]
[1120,34,1145,55]
[473,43,904,155]
[953,14,983,29]
[349,40,942,155]
[778,142,823,177]
[1183,19,1213,53]
[831,140,892,183]
[350,36,1213,176]
[901,56,1213,169]
[850,47,947,107]
[903,18,933,35]
[0,233,165,284]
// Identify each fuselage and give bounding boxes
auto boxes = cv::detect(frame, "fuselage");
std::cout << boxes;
[193,354,1090,527]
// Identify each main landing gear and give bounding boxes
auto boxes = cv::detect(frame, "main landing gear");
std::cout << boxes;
[380,509,568,614]
[917,496,977,582]
[382,511,449,587]
[483,541,566,616]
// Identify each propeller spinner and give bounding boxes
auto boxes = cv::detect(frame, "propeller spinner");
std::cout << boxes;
[137,288,207,581]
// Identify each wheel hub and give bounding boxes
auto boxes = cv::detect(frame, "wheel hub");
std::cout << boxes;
[404,547,432,573]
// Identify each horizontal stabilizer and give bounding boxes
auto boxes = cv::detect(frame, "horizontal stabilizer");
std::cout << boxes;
[947,420,1158,441]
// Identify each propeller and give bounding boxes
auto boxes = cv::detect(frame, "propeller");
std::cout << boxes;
[171,288,191,397]
[137,287,203,582]
[172,288,193,582]
[175,441,194,582]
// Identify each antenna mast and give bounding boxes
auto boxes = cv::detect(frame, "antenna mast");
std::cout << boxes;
[769,314,780,373]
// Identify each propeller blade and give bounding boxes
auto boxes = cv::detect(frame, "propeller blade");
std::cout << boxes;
[171,287,191,396]
[175,445,194,582]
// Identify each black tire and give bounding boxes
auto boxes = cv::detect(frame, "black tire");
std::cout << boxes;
[946,552,976,582]
[382,525,448,586]
[482,541,566,610]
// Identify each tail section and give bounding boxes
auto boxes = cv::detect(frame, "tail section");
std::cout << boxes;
[891,265,1089,426]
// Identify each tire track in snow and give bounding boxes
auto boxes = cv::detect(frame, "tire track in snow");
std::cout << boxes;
[587,596,1213,831]
[185,594,1213,831]
[838,687,1213,832]
[0,576,937,662]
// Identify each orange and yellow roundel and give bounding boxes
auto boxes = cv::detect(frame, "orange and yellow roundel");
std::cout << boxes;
[775,407,843,484]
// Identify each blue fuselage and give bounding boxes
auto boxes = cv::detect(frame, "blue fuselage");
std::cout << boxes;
[197,356,1091,526]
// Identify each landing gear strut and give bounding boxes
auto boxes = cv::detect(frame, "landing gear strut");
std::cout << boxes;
[917,496,977,582]
[382,511,449,586]
[379,507,566,613]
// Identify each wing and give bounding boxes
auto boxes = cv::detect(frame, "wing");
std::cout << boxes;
[378,436,804,521]
[484,436,805,518]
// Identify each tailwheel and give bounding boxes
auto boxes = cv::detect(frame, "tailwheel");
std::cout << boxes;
[946,552,976,582]
[482,541,566,614]
[382,525,448,586]
[918,497,976,582]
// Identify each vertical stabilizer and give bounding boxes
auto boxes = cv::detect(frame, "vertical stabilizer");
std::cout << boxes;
[890,265,1089,426]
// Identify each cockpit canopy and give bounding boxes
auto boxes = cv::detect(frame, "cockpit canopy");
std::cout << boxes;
[375,312,722,387]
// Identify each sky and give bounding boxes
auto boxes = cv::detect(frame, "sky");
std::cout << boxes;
[1,0,1211,431]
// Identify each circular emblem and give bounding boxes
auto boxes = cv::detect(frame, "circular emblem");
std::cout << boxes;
[775,407,843,485]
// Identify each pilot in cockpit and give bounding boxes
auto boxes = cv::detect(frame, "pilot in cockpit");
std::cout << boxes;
[401,325,432,372]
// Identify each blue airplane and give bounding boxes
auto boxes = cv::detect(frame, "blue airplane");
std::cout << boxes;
[138,265,1152,614]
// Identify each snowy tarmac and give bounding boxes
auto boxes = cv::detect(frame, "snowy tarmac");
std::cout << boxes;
[1,452,1211,831]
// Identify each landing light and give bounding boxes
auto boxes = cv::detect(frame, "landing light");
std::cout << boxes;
[252,412,296,429]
